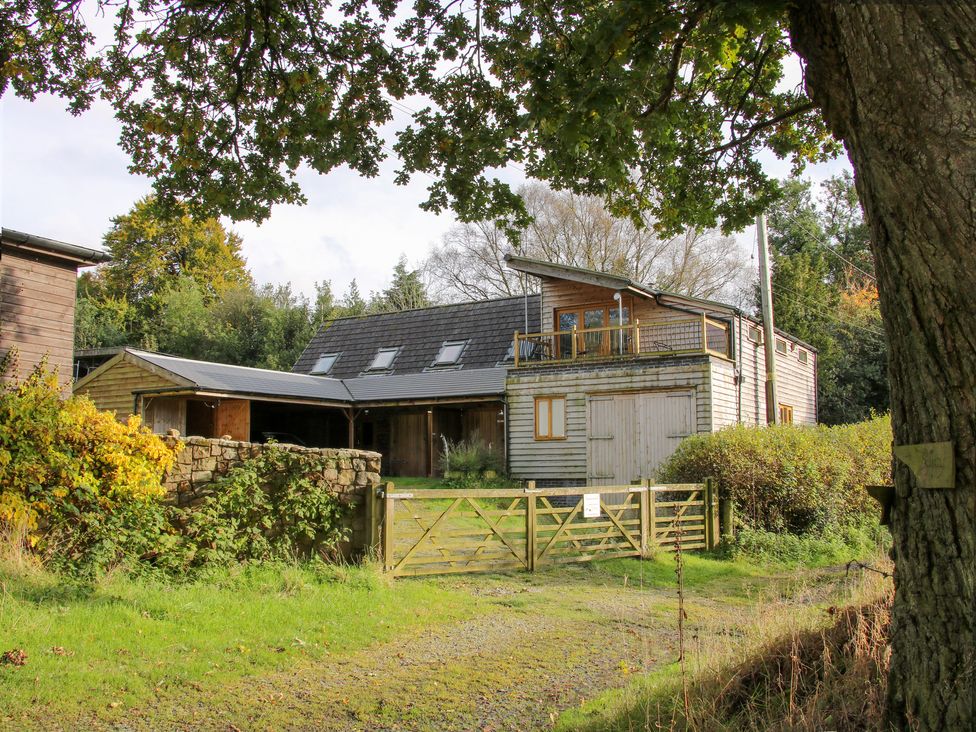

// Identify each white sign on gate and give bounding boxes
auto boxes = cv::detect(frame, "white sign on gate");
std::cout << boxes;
[583,493,601,518]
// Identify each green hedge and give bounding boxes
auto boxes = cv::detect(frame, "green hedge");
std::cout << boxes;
[657,416,891,534]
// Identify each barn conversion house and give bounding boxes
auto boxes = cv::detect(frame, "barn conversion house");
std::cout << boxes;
[77,256,816,483]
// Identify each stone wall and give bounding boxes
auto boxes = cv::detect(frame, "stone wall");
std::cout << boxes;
[162,436,383,552]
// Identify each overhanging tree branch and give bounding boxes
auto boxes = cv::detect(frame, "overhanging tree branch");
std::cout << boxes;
[704,101,817,155]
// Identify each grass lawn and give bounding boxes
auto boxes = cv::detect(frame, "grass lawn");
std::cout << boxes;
[0,560,477,728]
[0,548,889,731]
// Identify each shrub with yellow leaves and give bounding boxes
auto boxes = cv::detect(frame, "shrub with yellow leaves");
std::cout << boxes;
[0,357,178,574]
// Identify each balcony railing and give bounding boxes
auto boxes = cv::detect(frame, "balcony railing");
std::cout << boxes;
[512,315,730,368]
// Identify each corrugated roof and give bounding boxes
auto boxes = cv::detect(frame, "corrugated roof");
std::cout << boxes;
[293,294,541,378]
[344,368,507,402]
[128,349,353,402]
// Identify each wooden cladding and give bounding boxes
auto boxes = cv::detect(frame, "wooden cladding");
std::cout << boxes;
[0,248,79,385]
[534,396,566,440]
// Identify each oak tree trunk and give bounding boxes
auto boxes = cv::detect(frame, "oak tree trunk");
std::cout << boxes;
[788,3,976,729]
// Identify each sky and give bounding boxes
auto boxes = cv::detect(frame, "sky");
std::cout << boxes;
[1,80,850,303]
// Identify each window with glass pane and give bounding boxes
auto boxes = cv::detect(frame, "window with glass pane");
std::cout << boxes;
[310,352,339,375]
[434,340,466,366]
[583,308,605,354]
[534,396,566,440]
[608,306,631,354]
[558,312,578,358]
[369,347,400,370]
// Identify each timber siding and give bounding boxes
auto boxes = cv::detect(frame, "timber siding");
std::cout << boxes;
[735,321,817,426]
[539,277,688,333]
[506,356,713,482]
[75,359,178,419]
[1,248,79,383]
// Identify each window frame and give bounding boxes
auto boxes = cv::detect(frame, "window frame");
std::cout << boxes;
[534,395,567,441]
[368,346,401,371]
[747,326,763,344]
[554,299,632,357]
[310,352,340,376]
[775,338,788,355]
[797,349,809,364]
[432,339,468,367]
[779,403,794,424]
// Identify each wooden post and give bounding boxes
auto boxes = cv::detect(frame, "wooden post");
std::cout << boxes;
[571,325,578,359]
[513,330,520,368]
[383,482,395,572]
[647,481,657,550]
[700,312,708,352]
[719,493,734,540]
[639,479,651,557]
[366,484,378,553]
[704,477,720,550]
[633,319,641,354]
[426,409,434,477]
[526,480,537,572]
[346,408,356,448]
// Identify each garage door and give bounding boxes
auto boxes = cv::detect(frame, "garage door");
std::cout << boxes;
[587,391,695,486]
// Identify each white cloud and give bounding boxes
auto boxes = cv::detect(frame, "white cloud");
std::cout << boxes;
[0,94,456,297]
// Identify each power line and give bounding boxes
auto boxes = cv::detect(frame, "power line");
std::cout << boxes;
[774,283,886,338]
[780,212,877,283]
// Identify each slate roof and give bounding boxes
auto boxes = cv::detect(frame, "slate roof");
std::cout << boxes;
[343,368,508,402]
[293,294,541,379]
[126,349,353,402]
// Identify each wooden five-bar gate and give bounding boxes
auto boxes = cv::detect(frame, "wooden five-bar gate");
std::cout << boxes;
[370,479,722,577]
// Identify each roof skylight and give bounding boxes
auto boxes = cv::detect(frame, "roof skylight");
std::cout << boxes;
[310,352,340,375]
[433,340,467,366]
[369,347,400,371]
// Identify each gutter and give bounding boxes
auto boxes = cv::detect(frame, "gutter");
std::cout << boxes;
[2,227,111,264]
[131,386,354,409]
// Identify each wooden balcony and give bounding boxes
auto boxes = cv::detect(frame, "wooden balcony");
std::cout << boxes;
[512,315,730,368]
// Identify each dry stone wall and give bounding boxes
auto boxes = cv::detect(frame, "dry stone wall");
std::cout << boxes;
[162,436,382,552]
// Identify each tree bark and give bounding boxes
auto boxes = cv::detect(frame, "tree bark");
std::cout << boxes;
[788,3,976,730]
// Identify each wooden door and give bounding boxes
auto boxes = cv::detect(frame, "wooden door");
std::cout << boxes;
[215,399,250,440]
[147,397,186,435]
[586,394,639,486]
[636,391,695,480]
[390,412,428,477]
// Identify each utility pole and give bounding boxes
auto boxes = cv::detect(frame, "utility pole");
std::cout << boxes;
[756,214,778,425]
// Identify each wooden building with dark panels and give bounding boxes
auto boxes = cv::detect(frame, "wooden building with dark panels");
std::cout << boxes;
[1,228,109,386]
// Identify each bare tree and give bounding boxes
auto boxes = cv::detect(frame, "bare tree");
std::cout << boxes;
[424,183,746,302]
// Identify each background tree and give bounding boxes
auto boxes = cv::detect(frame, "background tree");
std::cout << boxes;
[77,200,337,369]
[424,183,745,302]
[7,2,975,726]
[335,280,368,318]
[101,196,251,306]
[764,174,888,425]
[367,256,432,313]
[150,279,324,370]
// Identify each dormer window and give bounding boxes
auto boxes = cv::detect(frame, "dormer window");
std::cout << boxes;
[369,347,400,371]
[433,340,467,367]
[310,352,340,375]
